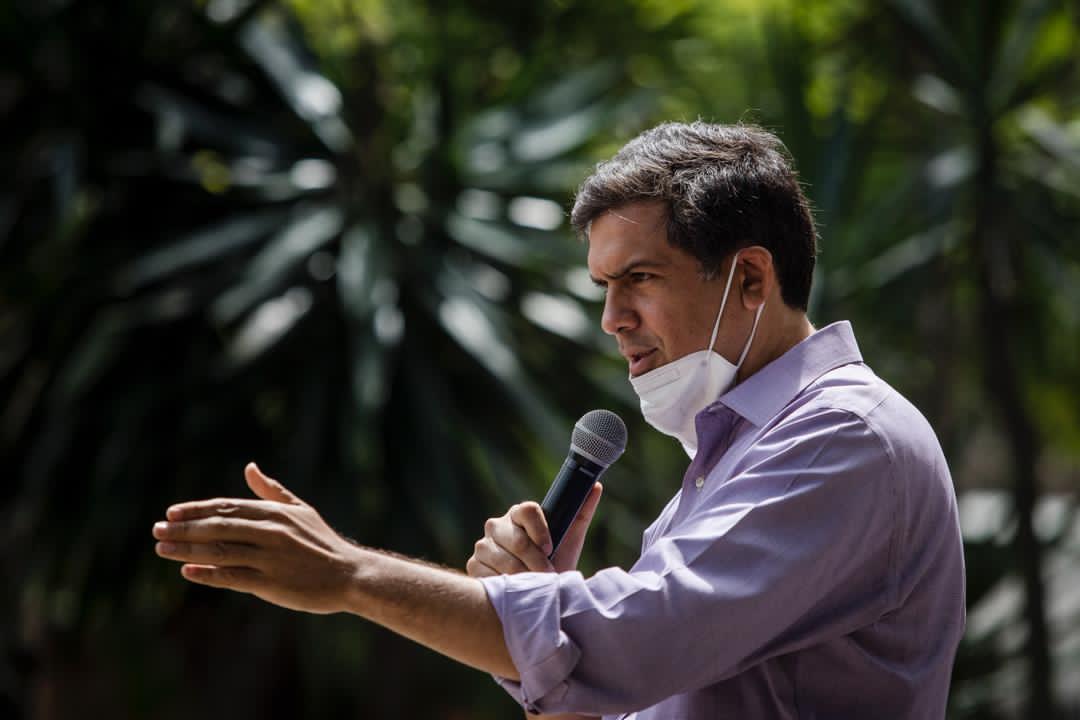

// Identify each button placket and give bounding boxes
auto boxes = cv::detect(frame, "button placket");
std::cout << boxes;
[676,406,739,520]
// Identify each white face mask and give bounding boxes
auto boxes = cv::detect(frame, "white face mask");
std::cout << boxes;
[628,252,764,458]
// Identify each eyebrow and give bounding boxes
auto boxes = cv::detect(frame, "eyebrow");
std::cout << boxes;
[589,258,669,285]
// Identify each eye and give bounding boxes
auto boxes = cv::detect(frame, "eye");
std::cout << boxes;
[630,272,654,283]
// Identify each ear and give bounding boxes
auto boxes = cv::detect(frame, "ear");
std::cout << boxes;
[737,246,774,310]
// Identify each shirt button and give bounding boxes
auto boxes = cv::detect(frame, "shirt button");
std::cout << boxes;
[694,476,705,490]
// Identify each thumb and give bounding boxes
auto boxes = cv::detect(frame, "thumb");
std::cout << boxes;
[551,482,602,572]
[572,481,603,529]
[245,462,304,505]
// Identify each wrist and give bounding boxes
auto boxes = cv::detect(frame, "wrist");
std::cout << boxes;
[339,543,376,616]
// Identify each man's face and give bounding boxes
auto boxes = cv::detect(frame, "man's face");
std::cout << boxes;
[587,201,730,378]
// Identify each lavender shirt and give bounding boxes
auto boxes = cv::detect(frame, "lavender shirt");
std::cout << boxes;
[480,322,965,719]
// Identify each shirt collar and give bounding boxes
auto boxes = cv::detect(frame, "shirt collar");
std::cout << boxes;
[713,321,864,427]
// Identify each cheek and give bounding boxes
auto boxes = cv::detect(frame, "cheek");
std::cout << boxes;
[665,327,702,359]
[641,301,692,352]
[656,303,715,356]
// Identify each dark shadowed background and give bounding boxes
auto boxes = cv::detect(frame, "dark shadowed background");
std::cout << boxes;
[2,0,1079,717]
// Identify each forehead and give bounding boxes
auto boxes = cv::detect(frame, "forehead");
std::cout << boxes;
[586,201,676,273]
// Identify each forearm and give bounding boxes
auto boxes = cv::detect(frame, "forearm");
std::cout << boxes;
[343,546,520,680]
[341,549,599,715]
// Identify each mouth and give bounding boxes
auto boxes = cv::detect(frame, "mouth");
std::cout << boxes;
[627,349,658,377]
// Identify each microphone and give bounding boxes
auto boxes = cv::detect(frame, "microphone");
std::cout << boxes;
[541,409,627,557]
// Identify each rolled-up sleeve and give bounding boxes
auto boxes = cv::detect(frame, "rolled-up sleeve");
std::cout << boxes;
[481,571,583,711]
[481,408,900,716]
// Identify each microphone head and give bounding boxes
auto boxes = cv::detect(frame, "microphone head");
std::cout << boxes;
[571,409,627,468]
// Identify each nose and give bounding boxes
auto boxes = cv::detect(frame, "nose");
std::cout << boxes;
[600,286,637,336]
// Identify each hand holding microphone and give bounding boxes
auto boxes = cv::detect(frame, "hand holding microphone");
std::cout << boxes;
[467,410,626,577]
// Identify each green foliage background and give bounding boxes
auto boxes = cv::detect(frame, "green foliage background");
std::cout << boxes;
[2,0,1078,717]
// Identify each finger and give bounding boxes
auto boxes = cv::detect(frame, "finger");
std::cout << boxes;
[156,540,261,567]
[465,555,500,578]
[180,564,265,592]
[508,502,553,556]
[489,518,554,572]
[245,463,304,506]
[166,498,286,522]
[472,536,529,575]
[153,517,273,545]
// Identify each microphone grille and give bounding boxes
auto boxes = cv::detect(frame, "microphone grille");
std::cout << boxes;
[571,409,627,468]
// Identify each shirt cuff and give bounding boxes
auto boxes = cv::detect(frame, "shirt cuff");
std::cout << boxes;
[480,572,582,714]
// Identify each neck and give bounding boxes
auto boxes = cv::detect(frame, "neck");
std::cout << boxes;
[736,307,815,383]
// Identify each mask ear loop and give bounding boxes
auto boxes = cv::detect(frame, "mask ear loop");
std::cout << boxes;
[736,302,765,368]
[706,251,742,357]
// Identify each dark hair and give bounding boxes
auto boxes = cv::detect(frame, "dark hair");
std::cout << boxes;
[571,122,817,310]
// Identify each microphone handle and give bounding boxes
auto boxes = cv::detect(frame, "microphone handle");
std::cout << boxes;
[541,451,605,558]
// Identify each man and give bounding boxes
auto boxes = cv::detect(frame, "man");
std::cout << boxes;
[153,122,965,718]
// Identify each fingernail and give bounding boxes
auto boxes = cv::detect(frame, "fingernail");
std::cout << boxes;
[157,541,177,553]
[154,522,168,533]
